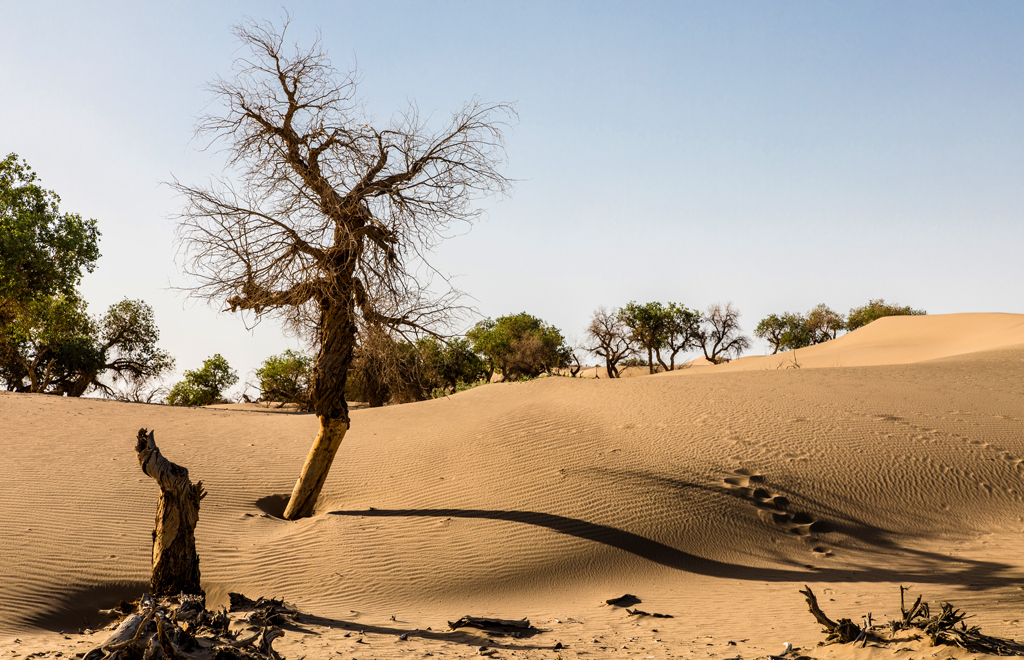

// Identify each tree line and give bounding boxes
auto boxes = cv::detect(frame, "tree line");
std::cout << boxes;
[0,151,931,407]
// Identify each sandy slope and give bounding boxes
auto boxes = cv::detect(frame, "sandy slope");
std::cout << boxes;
[681,312,1024,372]
[3,313,1024,659]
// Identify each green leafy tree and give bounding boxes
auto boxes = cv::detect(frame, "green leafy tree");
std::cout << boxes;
[468,313,570,382]
[95,298,176,400]
[618,301,670,374]
[662,303,701,370]
[847,299,926,331]
[345,326,425,407]
[755,312,810,354]
[0,293,100,392]
[756,304,847,354]
[345,334,486,406]
[1,153,103,390]
[754,313,787,355]
[0,153,101,305]
[255,349,313,409]
[0,296,173,397]
[805,304,845,343]
[417,336,487,395]
[167,354,238,407]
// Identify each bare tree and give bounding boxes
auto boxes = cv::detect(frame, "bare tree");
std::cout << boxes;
[585,307,634,378]
[696,302,751,363]
[172,18,513,519]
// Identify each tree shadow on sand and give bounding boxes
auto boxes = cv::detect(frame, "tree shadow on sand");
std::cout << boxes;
[326,504,1016,587]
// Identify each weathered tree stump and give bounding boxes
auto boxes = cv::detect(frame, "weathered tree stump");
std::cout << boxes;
[135,428,205,600]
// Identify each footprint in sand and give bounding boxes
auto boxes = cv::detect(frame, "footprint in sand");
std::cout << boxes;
[722,469,833,553]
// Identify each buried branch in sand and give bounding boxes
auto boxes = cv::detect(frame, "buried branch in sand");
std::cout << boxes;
[801,585,1024,655]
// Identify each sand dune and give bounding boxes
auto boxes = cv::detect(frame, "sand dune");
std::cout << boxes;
[681,312,1024,372]
[3,313,1024,658]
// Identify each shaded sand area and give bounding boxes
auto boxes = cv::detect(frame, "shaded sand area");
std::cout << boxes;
[3,313,1024,659]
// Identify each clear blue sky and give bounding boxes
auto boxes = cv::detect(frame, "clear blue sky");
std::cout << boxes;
[3,2,1022,393]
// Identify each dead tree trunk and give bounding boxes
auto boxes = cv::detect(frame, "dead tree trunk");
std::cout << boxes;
[135,428,205,600]
[283,417,348,520]
[283,297,354,520]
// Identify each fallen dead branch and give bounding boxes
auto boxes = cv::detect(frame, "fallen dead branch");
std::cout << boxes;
[799,585,861,644]
[228,592,299,626]
[448,615,533,631]
[626,608,674,618]
[801,585,1024,655]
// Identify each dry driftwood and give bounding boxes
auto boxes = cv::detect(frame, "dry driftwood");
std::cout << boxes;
[626,608,674,618]
[448,615,532,630]
[894,586,1024,655]
[801,585,1024,655]
[228,592,298,626]
[136,428,206,599]
[799,585,861,644]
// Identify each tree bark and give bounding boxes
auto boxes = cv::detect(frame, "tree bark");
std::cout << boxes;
[135,428,205,600]
[283,294,355,520]
[283,417,349,519]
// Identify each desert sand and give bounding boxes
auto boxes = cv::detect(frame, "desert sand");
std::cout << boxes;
[3,313,1024,659]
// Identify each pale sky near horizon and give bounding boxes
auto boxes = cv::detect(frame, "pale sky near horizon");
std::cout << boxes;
[2,2,1023,397]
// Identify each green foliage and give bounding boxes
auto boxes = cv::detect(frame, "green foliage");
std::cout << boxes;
[617,301,701,371]
[167,354,238,407]
[416,337,488,396]
[430,377,487,400]
[0,153,115,396]
[756,304,850,354]
[847,299,926,331]
[805,304,845,343]
[0,293,101,392]
[755,312,811,354]
[255,349,313,409]
[467,312,571,382]
[99,299,176,399]
[0,295,172,397]
[0,153,100,305]
[662,303,701,369]
[618,301,670,373]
